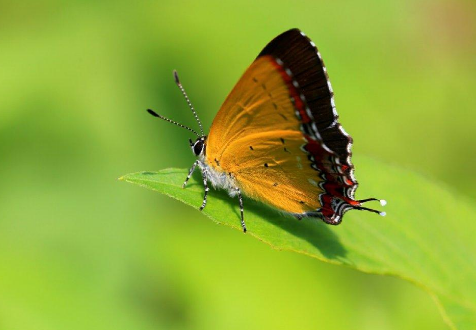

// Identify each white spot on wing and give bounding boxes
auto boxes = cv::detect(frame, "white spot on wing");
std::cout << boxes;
[332,106,338,117]
[338,124,350,137]
[306,107,313,118]
[296,156,303,169]
[349,170,356,182]
[308,178,319,187]
[310,122,319,137]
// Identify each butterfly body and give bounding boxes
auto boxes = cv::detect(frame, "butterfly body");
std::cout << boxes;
[149,28,385,232]
[200,155,239,197]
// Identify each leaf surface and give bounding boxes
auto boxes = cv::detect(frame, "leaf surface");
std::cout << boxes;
[121,156,476,329]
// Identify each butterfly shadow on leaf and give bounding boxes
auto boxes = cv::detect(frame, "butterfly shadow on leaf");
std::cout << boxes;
[203,185,347,262]
[246,199,347,262]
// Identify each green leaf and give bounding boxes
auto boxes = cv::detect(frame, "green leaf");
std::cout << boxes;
[120,155,476,330]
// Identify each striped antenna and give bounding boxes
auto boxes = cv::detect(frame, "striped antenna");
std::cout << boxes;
[173,70,204,136]
[147,109,199,137]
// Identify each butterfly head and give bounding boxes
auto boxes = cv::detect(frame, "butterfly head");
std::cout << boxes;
[189,136,207,157]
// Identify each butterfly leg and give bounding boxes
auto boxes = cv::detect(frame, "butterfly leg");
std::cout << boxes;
[236,187,247,233]
[199,166,209,211]
[183,160,200,188]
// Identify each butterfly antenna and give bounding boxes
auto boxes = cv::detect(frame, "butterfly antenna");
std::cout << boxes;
[173,70,205,136]
[147,109,199,137]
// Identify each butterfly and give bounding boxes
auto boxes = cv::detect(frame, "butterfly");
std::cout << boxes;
[148,28,385,232]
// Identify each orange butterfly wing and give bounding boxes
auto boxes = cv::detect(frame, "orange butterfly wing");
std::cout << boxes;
[206,56,324,214]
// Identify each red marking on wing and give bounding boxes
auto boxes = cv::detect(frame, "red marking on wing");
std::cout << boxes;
[304,135,360,216]
[269,60,311,123]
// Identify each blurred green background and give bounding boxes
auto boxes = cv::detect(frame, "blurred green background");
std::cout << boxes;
[1,0,475,329]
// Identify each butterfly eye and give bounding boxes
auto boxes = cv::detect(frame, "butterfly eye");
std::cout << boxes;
[193,140,204,156]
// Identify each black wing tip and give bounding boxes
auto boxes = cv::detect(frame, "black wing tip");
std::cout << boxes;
[280,28,302,35]
[258,28,303,58]
[286,27,301,33]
